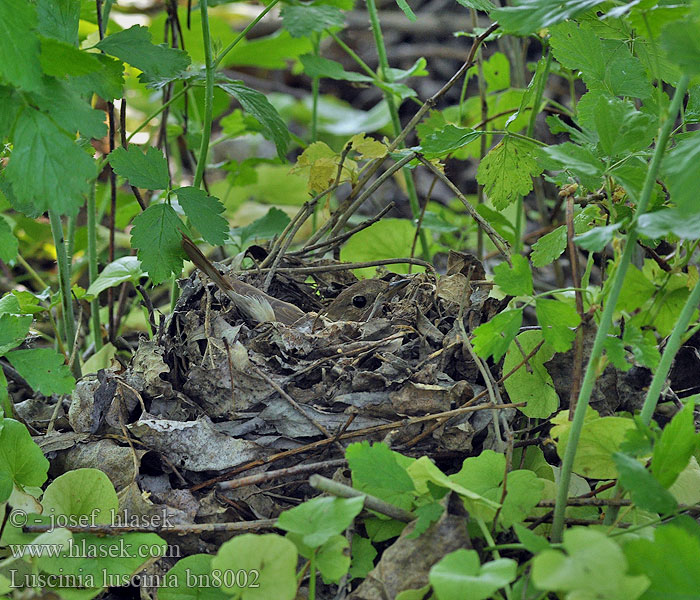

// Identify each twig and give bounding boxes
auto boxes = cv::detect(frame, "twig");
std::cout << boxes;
[218,458,347,490]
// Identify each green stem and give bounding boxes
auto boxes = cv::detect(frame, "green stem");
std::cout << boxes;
[550,75,689,543]
[365,0,429,259]
[49,211,82,379]
[308,551,316,600]
[193,0,214,189]
[213,0,280,69]
[87,181,103,351]
[126,86,187,145]
[311,33,320,142]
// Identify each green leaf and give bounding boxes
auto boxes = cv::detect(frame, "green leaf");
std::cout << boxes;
[212,534,297,600]
[651,402,697,488]
[0,418,50,491]
[454,0,494,12]
[407,502,444,539]
[513,522,550,554]
[493,0,606,35]
[5,108,95,216]
[340,219,422,278]
[542,142,605,190]
[281,5,344,37]
[532,528,648,599]
[6,349,75,395]
[593,97,655,157]
[316,535,351,584]
[86,257,145,297]
[108,146,170,190]
[39,38,102,77]
[348,535,376,581]
[476,136,542,210]
[299,55,372,83]
[662,131,700,215]
[0,216,17,263]
[472,309,523,362]
[37,0,80,44]
[420,125,483,158]
[430,550,517,600]
[552,411,636,479]
[175,187,228,246]
[535,298,580,353]
[42,468,118,522]
[614,452,678,515]
[500,470,543,528]
[277,496,365,548]
[661,21,700,75]
[575,222,622,251]
[346,441,415,511]
[493,254,532,296]
[32,78,108,139]
[503,331,559,418]
[95,25,190,82]
[0,1,42,91]
[550,21,651,99]
[481,52,510,93]
[216,79,290,159]
[130,203,185,285]
[615,264,656,313]
[626,523,700,599]
[232,207,291,247]
[638,208,700,239]
[0,314,32,355]
[394,0,417,21]
[160,554,229,600]
[70,53,124,101]
[531,226,566,267]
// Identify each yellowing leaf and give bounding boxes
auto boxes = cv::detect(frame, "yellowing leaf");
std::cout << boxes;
[350,133,387,159]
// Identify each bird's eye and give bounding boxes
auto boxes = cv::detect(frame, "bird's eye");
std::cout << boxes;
[352,295,367,308]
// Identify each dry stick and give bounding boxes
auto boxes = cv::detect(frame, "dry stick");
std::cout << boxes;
[232,257,437,277]
[291,202,395,257]
[327,152,418,239]
[566,194,584,413]
[218,458,348,490]
[191,401,524,491]
[417,155,511,262]
[409,176,438,271]
[24,519,278,536]
[261,143,353,274]
[310,475,416,522]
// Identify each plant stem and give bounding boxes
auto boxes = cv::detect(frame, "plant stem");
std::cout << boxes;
[550,75,689,543]
[193,0,214,190]
[49,211,82,379]
[86,181,103,351]
[311,33,320,142]
[365,0,429,259]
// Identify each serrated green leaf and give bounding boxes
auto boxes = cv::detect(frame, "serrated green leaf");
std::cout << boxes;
[503,331,559,418]
[300,54,372,83]
[232,207,291,247]
[216,79,289,159]
[661,20,700,75]
[37,0,80,44]
[651,402,697,488]
[70,53,124,101]
[542,142,605,190]
[493,0,606,35]
[108,146,169,190]
[575,222,622,251]
[616,264,656,313]
[281,4,345,37]
[493,254,532,296]
[175,187,228,246]
[535,298,580,353]
[477,137,542,210]
[95,25,190,82]
[349,535,377,581]
[472,309,523,361]
[0,2,42,91]
[531,226,566,267]
[346,441,415,511]
[130,203,185,284]
[420,125,483,157]
[6,349,75,395]
[614,452,677,514]
[0,87,20,140]
[454,0,494,12]
[0,216,18,263]
[622,325,660,369]
[5,108,95,216]
[593,97,655,157]
[0,418,50,490]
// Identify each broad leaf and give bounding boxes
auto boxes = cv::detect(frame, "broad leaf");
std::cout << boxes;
[281,5,344,37]
[6,348,75,395]
[493,254,532,296]
[109,146,170,190]
[472,309,523,361]
[130,203,185,284]
[174,187,228,246]
[0,1,42,91]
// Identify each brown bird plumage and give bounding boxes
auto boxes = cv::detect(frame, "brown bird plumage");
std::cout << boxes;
[324,278,409,321]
